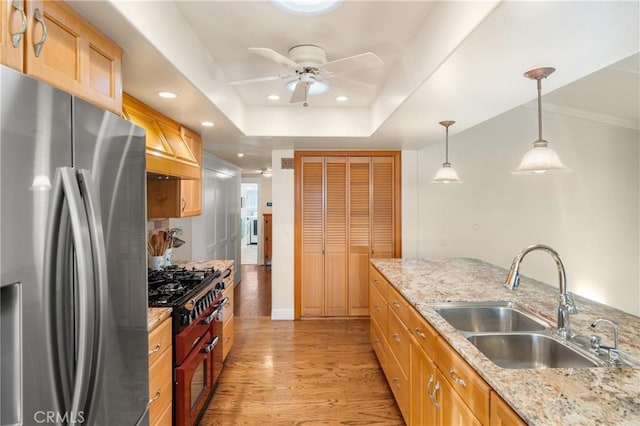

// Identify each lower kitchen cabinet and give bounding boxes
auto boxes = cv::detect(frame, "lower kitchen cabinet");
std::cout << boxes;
[148,315,172,426]
[369,263,525,426]
[221,275,234,360]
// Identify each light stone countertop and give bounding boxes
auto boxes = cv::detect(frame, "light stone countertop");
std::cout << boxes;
[371,257,640,426]
[147,307,172,332]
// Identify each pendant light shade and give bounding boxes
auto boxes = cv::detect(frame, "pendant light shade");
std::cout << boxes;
[513,67,571,174]
[432,120,462,183]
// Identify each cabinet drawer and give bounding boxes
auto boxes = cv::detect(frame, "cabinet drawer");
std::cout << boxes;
[407,306,438,360]
[436,337,490,425]
[148,347,172,425]
[387,284,409,325]
[370,318,388,374]
[221,285,234,324]
[387,309,410,376]
[369,265,388,300]
[222,314,234,360]
[148,317,172,366]
[386,349,410,423]
[369,280,388,335]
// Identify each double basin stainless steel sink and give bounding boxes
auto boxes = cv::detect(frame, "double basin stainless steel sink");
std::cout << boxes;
[430,301,604,369]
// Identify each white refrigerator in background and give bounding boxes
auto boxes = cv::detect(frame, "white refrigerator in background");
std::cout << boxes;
[0,65,149,425]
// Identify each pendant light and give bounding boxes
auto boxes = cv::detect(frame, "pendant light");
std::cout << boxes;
[514,67,571,174]
[432,120,462,183]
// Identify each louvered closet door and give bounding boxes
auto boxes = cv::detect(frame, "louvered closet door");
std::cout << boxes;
[371,157,395,258]
[325,157,348,316]
[348,157,371,316]
[301,157,324,316]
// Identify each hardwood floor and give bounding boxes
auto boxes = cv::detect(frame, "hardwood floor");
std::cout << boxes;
[234,264,272,318]
[201,319,403,425]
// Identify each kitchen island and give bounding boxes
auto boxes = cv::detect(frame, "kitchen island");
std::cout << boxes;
[371,257,640,425]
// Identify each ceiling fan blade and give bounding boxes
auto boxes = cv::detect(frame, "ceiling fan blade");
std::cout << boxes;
[323,52,383,74]
[330,74,379,91]
[228,74,284,86]
[290,81,309,104]
[248,47,300,69]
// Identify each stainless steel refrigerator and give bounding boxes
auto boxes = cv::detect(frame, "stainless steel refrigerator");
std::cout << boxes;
[0,65,149,425]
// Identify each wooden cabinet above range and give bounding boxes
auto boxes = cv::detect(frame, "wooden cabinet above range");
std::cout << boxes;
[1,0,123,113]
[122,93,200,180]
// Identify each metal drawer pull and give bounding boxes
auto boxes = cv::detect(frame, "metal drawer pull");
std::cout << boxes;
[392,301,401,309]
[449,368,467,387]
[11,0,27,47]
[148,343,161,355]
[148,389,161,405]
[392,377,400,388]
[429,381,440,410]
[374,304,381,311]
[392,333,401,343]
[374,279,379,285]
[414,327,427,339]
[33,8,47,57]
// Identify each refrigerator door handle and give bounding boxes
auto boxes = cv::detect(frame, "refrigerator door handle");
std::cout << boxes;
[57,168,97,424]
[77,169,108,422]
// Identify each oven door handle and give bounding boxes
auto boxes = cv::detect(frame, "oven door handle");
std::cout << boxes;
[201,305,222,325]
[202,336,220,353]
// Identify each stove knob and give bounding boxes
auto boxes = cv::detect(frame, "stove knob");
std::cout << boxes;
[185,298,196,311]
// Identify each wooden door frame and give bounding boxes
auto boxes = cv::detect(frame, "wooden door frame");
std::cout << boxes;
[294,151,402,320]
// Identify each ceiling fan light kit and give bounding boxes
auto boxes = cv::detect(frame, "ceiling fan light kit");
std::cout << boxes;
[432,120,462,184]
[514,67,571,174]
[271,0,343,16]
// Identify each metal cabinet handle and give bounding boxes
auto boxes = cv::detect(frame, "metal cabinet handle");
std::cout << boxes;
[374,279,380,286]
[33,8,47,57]
[181,197,186,212]
[374,304,381,311]
[449,368,467,387]
[148,343,161,355]
[429,381,440,410]
[392,333,401,343]
[10,0,27,47]
[392,377,400,388]
[414,327,427,339]
[148,389,161,405]
[425,374,434,394]
[392,301,401,309]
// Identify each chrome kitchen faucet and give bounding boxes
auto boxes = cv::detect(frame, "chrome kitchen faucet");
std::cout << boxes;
[505,244,577,338]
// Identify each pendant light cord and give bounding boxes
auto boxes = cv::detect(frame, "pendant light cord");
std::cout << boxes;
[537,78,543,141]
[445,124,449,164]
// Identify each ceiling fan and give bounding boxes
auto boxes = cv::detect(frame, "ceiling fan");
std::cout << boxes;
[229,44,384,107]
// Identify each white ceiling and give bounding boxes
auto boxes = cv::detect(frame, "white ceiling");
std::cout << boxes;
[68,1,639,176]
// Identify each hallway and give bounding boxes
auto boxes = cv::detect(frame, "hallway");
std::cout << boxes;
[202,265,403,425]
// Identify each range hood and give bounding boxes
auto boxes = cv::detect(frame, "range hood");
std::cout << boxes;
[123,94,199,179]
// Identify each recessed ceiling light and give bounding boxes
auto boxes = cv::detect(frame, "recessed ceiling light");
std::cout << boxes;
[271,0,342,15]
[267,94,280,101]
[335,95,349,102]
[158,91,177,99]
[237,153,245,158]
[286,80,329,95]
[201,121,215,127]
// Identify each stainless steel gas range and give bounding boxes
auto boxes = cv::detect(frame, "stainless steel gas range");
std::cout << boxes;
[148,266,230,426]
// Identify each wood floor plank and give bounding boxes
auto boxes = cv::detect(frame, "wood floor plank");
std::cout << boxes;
[200,318,404,425]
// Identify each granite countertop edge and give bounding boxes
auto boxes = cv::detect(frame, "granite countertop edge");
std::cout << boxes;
[371,257,640,426]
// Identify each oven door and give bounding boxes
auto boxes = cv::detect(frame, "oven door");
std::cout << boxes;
[175,330,215,426]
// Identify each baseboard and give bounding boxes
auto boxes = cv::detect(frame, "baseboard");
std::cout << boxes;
[271,308,294,320]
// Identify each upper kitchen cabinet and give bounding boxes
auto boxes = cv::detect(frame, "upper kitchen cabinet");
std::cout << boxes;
[295,151,401,319]
[122,93,200,180]
[0,0,123,113]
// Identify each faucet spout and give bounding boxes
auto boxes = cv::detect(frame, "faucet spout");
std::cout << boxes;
[505,244,576,338]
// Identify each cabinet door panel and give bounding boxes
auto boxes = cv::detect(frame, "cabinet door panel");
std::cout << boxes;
[438,370,482,426]
[411,343,438,426]
[301,157,324,316]
[348,157,370,315]
[1,0,25,70]
[371,157,395,258]
[325,158,347,316]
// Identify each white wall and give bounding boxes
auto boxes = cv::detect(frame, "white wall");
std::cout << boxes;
[415,106,639,315]
[271,150,295,319]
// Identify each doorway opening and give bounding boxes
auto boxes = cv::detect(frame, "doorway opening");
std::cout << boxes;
[241,183,259,264]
